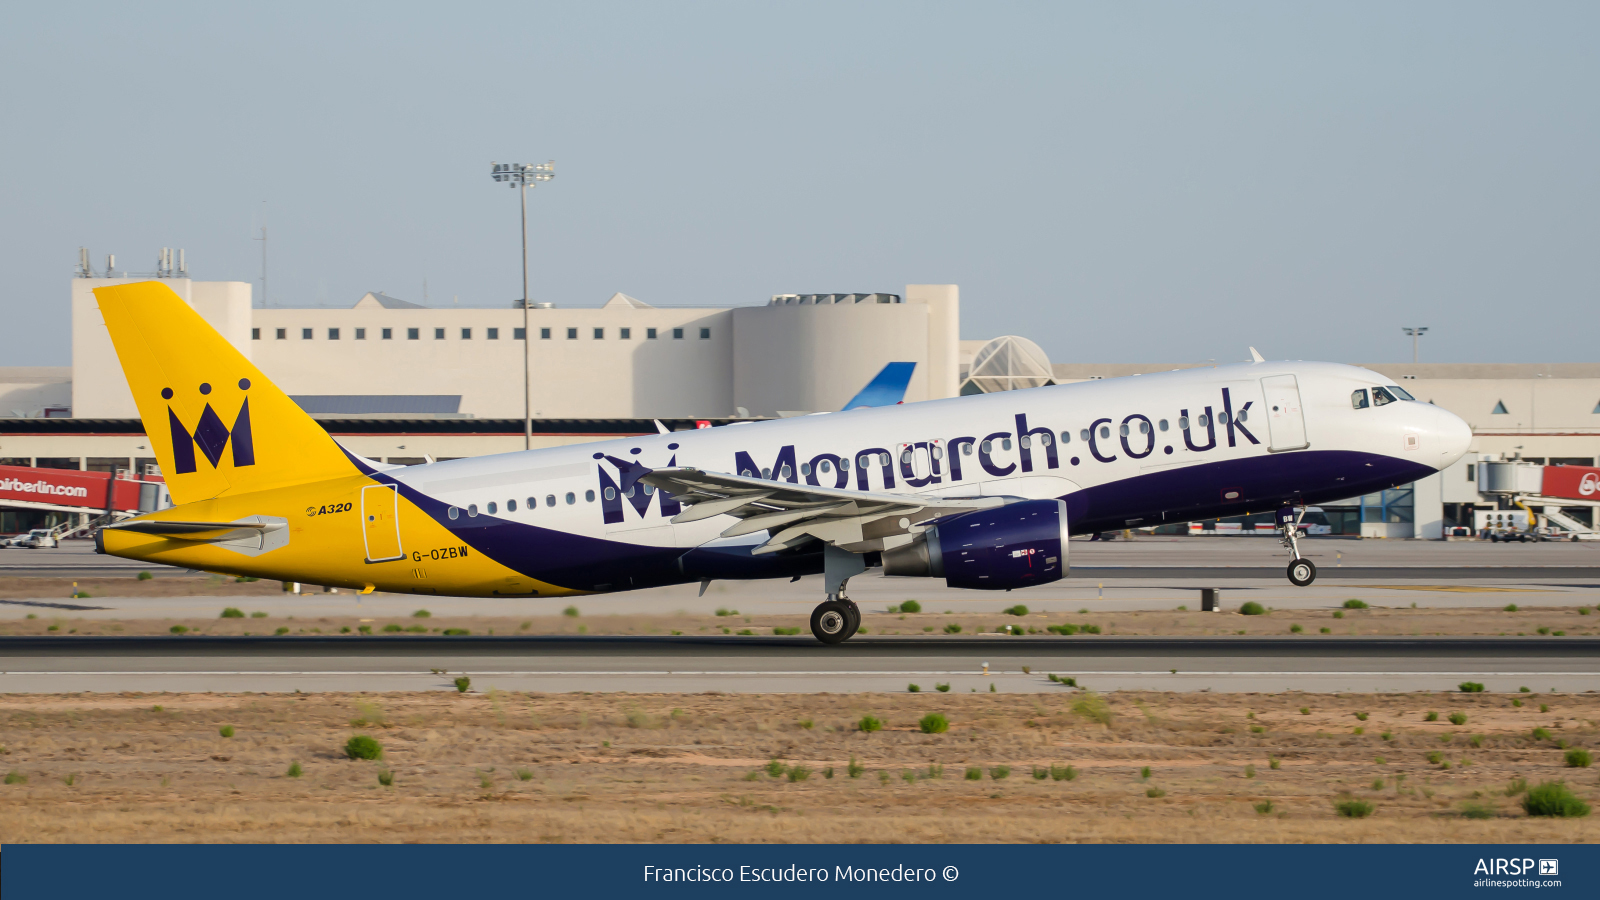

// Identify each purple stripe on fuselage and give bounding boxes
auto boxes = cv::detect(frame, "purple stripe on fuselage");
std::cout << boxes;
[342,447,1434,593]
[1064,450,1435,533]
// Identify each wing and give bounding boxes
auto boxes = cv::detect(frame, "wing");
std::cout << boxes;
[641,465,1004,555]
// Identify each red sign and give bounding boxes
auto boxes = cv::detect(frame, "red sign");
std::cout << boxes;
[0,465,161,511]
[695,420,712,429]
[1541,465,1600,501]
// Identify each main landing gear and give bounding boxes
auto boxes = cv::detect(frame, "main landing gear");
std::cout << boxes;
[1277,503,1317,587]
[811,544,866,644]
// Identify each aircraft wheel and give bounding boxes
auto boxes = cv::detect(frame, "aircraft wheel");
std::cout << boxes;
[1287,558,1317,587]
[842,599,861,636]
[810,600,852,644]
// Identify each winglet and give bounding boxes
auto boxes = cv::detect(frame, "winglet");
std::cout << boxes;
[653,419,670,435]
[1249,347,1265,363]
[842,362,917,410]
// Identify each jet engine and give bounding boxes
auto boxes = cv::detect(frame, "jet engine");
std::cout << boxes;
[881,498,1068,590]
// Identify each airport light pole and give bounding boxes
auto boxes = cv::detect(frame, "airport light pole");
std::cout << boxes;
[1402,326,1428,364]
[490,160,555,450]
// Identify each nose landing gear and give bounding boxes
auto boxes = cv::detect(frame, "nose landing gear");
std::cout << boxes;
[1278,503,1317,587]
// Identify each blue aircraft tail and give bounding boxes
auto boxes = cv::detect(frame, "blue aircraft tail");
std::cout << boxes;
[841,362,916,411]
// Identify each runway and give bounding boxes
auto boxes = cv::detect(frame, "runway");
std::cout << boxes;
[3,635,1594,694]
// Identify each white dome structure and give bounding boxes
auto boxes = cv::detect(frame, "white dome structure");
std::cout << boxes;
[960,335,1054,394]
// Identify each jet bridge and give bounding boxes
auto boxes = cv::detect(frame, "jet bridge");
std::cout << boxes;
[1476,460,1600,541]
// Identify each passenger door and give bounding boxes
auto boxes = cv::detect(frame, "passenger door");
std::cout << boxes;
[361,484,404,563]
[1260,374,1309,452]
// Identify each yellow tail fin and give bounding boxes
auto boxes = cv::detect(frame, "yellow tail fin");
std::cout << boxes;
[94,281,361,504]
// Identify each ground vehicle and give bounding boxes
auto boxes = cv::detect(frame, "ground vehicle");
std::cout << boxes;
[1,528,59,549]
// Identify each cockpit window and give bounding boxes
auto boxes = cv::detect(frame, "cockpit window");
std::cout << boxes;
[1351,389,1369,410]
[1371,386,1399,406]
[1387,385,1415,401]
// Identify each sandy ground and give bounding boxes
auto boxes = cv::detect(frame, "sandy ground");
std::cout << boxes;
[0,690,1594,843]
[2,600,1596,637]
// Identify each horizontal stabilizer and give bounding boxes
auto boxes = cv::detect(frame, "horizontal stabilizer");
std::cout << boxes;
[103,519,282,542]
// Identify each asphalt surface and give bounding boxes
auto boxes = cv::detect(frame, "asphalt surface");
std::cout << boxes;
[3,635,1595,694]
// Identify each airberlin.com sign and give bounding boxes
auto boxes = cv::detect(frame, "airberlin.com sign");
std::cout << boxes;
[0,465,107,508]
[0,476,90,499]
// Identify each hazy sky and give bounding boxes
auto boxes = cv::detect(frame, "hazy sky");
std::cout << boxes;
[2,3,1595,366]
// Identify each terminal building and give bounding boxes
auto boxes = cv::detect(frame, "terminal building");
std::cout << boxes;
[0,259,1595,538]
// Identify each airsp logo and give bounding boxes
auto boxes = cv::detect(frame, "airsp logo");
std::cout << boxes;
[1540,859,1559,877]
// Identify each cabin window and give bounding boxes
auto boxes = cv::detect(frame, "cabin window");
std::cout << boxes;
[447,507,460,520]
[819,460,830,473]
[779,465,791,479]
[1119,424,1129,437]
[1039,433,1051,446]
[1020,436,1031,449]
[565,492,576,505]
[604,487,616,501]
[1139,421,1150,434]
[839,458,850,471]
[1080,429,1090,441]
[486,501,497,514]
[1158,419,1168,431]
[507,499,516,511]
[980,440,992,454]
[585,490,595,502]
[800,462,811,476]
[1000,439,1011,452]
[1372,387,1400,407]
[527,497,537,509]
[1218,411,1230,424]
[1236,410,1247,422]
[467,504,479,517]
[1197,414,1209,428]
[1098,426,1110,439]
[932,445,943,459]
[1059,431,1071,444]
[1178,416,1189,430]
[761,468,772,479]
[546,494,556,507]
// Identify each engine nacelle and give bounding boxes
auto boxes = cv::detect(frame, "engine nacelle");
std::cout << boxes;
[882,498,1068,590]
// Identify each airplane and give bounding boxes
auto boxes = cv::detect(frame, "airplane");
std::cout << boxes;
[94,281,1474,644]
